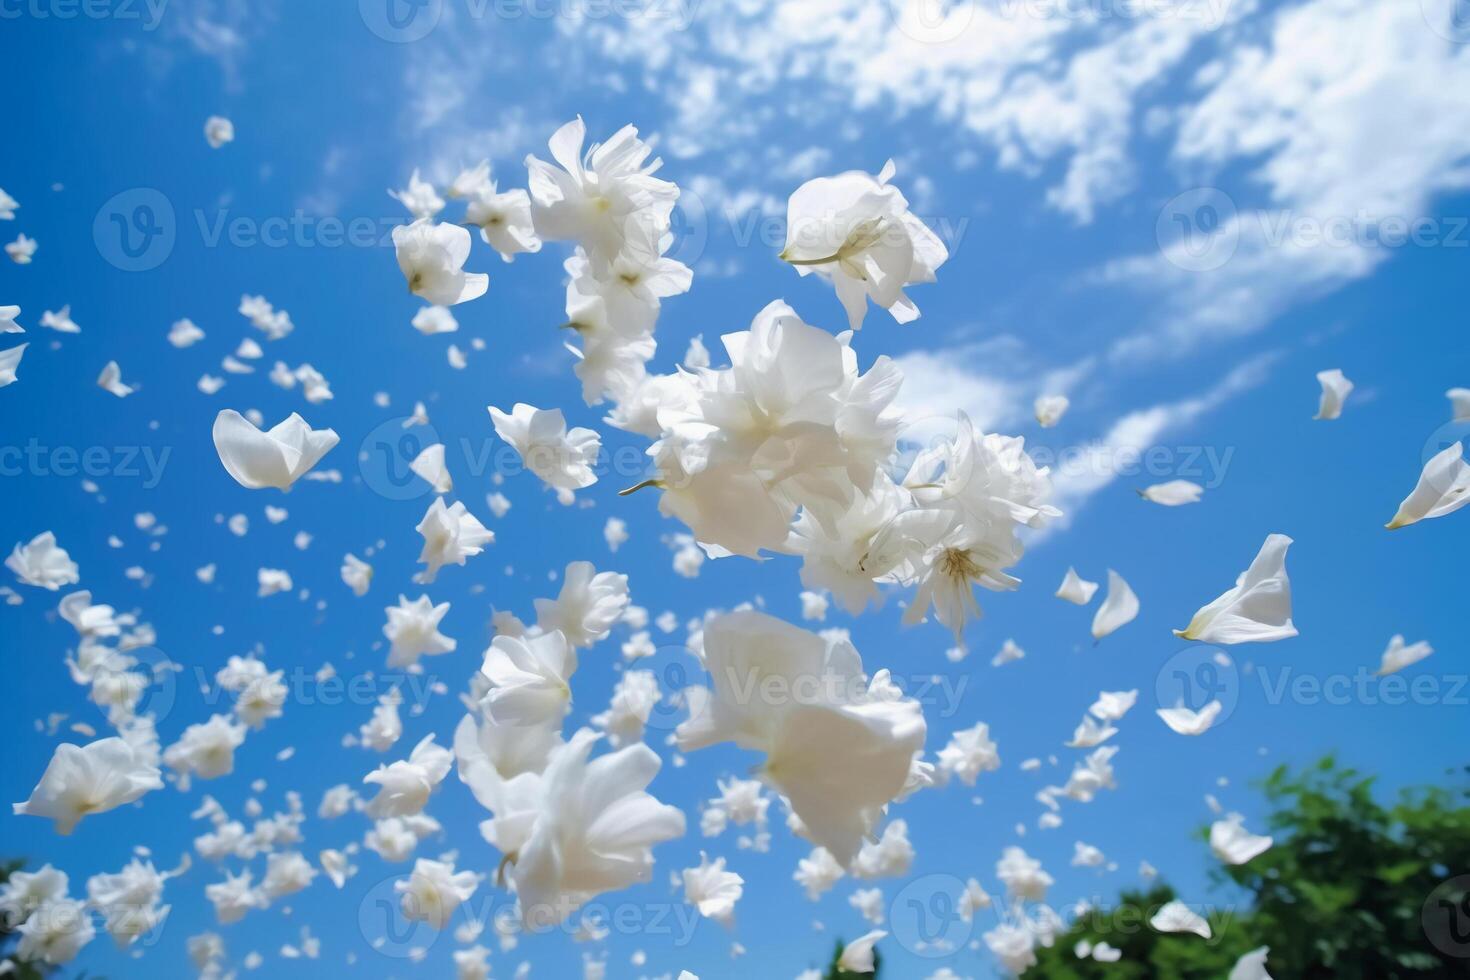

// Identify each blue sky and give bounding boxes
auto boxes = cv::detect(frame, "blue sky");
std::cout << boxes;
[2,0,1469,977]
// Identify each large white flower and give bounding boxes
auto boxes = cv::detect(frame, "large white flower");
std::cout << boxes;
[397,859,478,930]
[489,403,601,490]
[13,737,163,835]
[393,219,488,306]
[364,734,454,819]
[676,611,925,865]
[781,160,948,330]
[526,117,678,273]
[507,729,685,926]
[479,630,577,727]
[681,852,743,927]
[414,497,493,584]
[163,715,247,787]
[1386,442,1470,529]
[212,410,339,491]
[534,561,629,648]
[1175,534,1296,645]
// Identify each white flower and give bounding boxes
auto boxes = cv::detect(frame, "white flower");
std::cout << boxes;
[13,737,162,834]
[41,306,79,332]
[489,403,601,490]
[1449,388,1470,422]
[7,532,79,591]
[1375,634,1434,676]
[364,734,454,819]
[1072,841,1106,867]
[212,410,339,491]
[361,690,405,752]
[793,846,844,900]
[534,561,629,647]
[455,945,492,980]
[167,317,204,347]
[590,669,660,747]
[365,818,419,863]
[851,819,913,879]
[676,612,926,865]
[1175,534,1297,644]
[234,668,287,729]
[958,878,991,921]
[1034,395,1069,428]
[1150,900,1211,939]
[96,360,135,397]
[526,117,678,274]
[411,305,458,335]
[1156,700,1223,736]
[204,116,234,148]
[205,871,260,924]
[0,187,16,219]
[7,233,37,263]
[448,160,492,199]
[164,714,247,785]
[86,858,172,948]
[0,864,68,925]
[1210,814,1273,865]
[1313,368,1353,420]
[1139,479,1204,506]
[17,898,95,964]
[479,630,577,727]
[393,219,488,306]
[937,722,999,785]
[414,497,493,584]
[383,595,457,669]
[991,638,1025,667]
[1089,689,1137,720]
[603,517,628,552]
[238,294,293,339]
[508,729,685,925]
[984,922,1037,975]
[1091,569,1139,640]
[836,930,886,974]
[782,160,947,330]
[257,567,293,597]
[1386,441,1470,529]
[0,342,26,387]
[1229,946,1274,980]
[1055,567,1098,605]
[996,847,1052,902]
[258,852,316,902]
[342,553,373,596]
[466,184,541,262]
[0,304,20,333]
[681,852,743,927]
[319,849,355,888]
[389,169,446,219]
[398,859,478,930]
[1066,714,1117,749]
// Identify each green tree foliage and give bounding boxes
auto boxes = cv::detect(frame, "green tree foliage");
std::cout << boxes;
[1029,759,1470,979]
